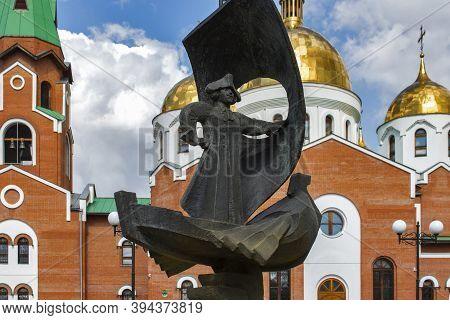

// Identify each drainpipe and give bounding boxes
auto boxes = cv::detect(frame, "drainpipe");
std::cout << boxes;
[79,199,87,300]
[80,210,83,300]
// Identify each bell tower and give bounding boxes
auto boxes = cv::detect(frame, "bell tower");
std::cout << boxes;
[0,0,74,190]
[279,0,304,29]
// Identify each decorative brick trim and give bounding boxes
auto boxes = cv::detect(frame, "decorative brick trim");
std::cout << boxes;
[13,234,33,247]
[0,233,13,245]
[0,284,12,296]
[14,283,33,296]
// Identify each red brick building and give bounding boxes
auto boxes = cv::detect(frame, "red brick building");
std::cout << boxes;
[0,0,448,301]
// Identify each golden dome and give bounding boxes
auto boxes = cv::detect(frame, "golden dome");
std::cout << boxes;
[161,75,198,113]
[240,27,352,93]
[385,54,449,123]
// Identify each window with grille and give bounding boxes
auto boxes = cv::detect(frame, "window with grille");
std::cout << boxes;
[3,122,33,165]
[17,288,29,300]
[320,211,344,236]
[325,115,333,136]
[122,241,133,266]
[180,280,194,300]
[269,270,290,300]
[318,278,346,300]
[389,135,396,161]
[121,289,133,300]
[415,129,427,157]
[0,238,7,264]
[373,258,394,300]
[422,280,435,300]
[18,238,29,265]
[0,287,8,300]
[14,0,28,10]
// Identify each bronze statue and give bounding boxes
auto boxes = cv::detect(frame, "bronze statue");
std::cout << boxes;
[179,73,282,225]
[114,0,321,300]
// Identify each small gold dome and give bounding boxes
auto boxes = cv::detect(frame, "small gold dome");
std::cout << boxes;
[385,54,449,123]
[240,27,352,93]
[161,76,198,113]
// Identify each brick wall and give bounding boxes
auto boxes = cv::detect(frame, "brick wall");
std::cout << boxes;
[0,170,80,299]
[150,139,450,300]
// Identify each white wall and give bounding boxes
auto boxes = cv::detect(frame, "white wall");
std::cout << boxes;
[0,219,38,300]
[304,194,361,300]
[377,114,450,173]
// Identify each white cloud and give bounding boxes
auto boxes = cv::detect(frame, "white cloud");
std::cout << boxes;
[329,0,450,115]
[59,24,188,196]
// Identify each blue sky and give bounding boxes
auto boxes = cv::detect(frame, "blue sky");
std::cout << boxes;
[55,0,449,196]
[59,0,219,44]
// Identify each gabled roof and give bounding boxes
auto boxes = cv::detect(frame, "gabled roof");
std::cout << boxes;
[0,165,72,221]
[0,0,60,47]
[0,44,72,82]
[417,162,450,184]
[303,135,417,198]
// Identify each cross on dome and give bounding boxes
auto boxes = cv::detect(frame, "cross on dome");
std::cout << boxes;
[418,25,426,56]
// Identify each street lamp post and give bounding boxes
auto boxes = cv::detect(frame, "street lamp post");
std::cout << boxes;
[392,219,444,300]
[108,211,136,300]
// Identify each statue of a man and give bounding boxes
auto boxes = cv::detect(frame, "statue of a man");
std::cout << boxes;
[179,74,282,225]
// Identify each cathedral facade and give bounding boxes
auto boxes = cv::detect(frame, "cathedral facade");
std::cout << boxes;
[0,0,449,300]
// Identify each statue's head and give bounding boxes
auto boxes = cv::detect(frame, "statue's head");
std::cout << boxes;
[206,74,242,104]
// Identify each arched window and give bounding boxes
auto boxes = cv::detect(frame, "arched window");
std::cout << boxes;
[18,238,29,265]
[178,128,189,153]
[448,131,450,157]
[345,121,351,140]
[389,135,396,161]
[0,287,8,300]
[305,114,310,143]
[373,258,394,300]
[318,278,346,300]
[17,287,29,300]
[269,270,290,300]
[180,280,194,300]
[0,238,8,264]
[121,241,133,266]
[273,114,283,123]
[320,211,344,237]
[422,280,435,300]
[3,122,33,165]
[159,132,163,160]
[40,81,51,109]
[14,0,28,10]
[415,129,427,157]
[121,289,133,300]
[325,115,333,136]
[65,136,71,178]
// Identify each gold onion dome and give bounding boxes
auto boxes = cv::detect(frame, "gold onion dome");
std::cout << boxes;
[161,0,351,113]
[385,53,449,122]
[161,75,198,113]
